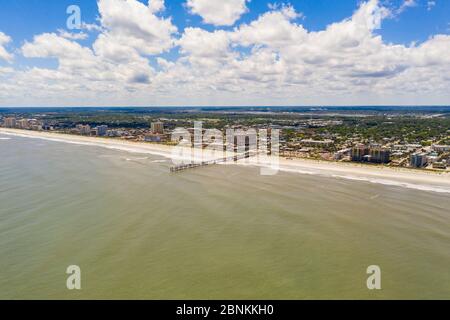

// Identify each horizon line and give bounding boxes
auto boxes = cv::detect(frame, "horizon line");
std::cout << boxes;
[1,105,450,109]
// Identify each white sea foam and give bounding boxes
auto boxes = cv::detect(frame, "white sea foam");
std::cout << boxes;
[273,166,450,194]
[0,131,174,157]
[243,162,450,194]
[125,157,149,161]
[332,174,450,193]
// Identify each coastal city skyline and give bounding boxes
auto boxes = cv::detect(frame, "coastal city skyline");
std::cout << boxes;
[1,106,449,172]
[1,0,450,107]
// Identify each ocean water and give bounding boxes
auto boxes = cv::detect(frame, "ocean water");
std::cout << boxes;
[0,134,449,299]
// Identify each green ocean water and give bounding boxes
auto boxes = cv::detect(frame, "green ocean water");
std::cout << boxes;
[0,134,449,299]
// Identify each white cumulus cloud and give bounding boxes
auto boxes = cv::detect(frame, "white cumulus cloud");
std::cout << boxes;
[0,32,13,62]
[186,0,248,26]
[94,0,177,60]
[397,0,417,14]
[1,0,450,107]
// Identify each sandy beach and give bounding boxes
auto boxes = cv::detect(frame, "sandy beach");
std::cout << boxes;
[1,128,450,193]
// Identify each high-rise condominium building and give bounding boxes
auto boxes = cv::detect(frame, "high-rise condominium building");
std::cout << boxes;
[151,122,164,134]
[97,125,108,137]
[3,117,16,128]
[410,153,428,168]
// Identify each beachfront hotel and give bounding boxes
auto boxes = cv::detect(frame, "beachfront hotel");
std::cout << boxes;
[151,122,164,134]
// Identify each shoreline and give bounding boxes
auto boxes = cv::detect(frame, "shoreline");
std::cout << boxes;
[2,128,450,193]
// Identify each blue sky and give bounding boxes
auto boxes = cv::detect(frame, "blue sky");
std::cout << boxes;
[1,0,448,43]
[0,0,449,106]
